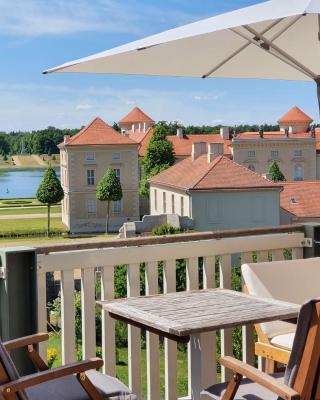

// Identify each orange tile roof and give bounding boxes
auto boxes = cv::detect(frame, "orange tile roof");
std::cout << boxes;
[280,181,320,217]
[64,117,137,146]
[149,155,281,191]
[277,106,313,124]
[119,107,155,124]
[129,127,232,157]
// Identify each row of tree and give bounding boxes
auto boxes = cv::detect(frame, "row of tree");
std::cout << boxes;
[0,122,284,157]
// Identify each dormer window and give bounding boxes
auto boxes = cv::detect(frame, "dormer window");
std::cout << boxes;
[291,197,298,204]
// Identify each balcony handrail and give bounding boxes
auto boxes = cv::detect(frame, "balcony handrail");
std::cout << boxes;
[35,224,304,254]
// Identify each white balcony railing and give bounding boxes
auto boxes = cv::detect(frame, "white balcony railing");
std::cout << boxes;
[35,225,308,400]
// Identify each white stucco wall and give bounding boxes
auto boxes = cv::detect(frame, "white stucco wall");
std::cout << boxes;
[191,190,280,231]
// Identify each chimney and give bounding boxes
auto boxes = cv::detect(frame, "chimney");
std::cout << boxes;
[191,142,206,161]
[64,135,70,144]
[220,126,230,140]
[207,143,224,163]
[177,127,184,139]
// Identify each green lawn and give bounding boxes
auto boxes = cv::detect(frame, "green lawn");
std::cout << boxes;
[0,217,67,234]
[48,333,189,398]
[0,198,45,208]
[0,205,61,215]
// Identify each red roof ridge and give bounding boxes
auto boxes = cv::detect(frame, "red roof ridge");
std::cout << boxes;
[192,155,224,188]
[67,117,102,145]
[227,156,275,185]
[119,106,155,124]
[278,106,313,124]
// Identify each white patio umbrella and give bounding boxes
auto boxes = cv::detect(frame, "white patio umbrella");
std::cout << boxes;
[44,0,320,112]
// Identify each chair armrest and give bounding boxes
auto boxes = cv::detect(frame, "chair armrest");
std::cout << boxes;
[0,358,103,396]
[221,356,300,400]
[4,333,49,351]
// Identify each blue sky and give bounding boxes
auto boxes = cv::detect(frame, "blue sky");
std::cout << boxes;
[0,0,318,131]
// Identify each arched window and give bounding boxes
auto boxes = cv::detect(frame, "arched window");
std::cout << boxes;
[248,165,255,172]
[294,164,303,181]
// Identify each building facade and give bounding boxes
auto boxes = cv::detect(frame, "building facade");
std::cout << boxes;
[149,143,282,232]
[60,118,140,233]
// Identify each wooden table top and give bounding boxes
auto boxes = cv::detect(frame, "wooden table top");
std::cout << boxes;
[97,288,300,339]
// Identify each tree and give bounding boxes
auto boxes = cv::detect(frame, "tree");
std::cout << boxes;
[268,161,286,182]
[96,168,122,233]
[140,125,175,198]
[36,166,64,236]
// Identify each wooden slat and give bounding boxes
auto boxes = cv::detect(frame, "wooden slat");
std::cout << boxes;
[271,249,284,261]
[202,256,217,386]
[36,271,47,361]
[241,253,255,366]
[81,268,96,359]
[145,261,160,400]
[127,263,141,399]
[219,255,233,382]
[61,269,75,364]
[257,251,269,262]
[163,260,177,400]
[37,232,306,272]
[101,265,116,376]
[292,247,303,260]
[186,257,199,398]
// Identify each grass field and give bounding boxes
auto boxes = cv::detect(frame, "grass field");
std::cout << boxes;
[0,217,66,233]
[48,333,189,398]
[0,205,61,215]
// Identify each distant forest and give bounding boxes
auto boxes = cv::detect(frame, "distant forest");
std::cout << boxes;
[0,121,281,156]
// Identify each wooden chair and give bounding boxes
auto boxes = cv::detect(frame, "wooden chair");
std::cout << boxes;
[241,258,320,373]
[203,298,320,399]
[0,333,135,399]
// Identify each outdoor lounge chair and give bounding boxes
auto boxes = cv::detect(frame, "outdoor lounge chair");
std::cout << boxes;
[0,333,135,400]
[203,298,320,399]
[241,257,320,373]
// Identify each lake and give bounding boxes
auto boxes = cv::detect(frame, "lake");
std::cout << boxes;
[0,168,60,199]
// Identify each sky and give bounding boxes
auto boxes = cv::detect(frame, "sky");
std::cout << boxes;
[0,0,318,132]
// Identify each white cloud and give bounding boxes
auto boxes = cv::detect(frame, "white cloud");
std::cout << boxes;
[193,92,226,102]
[76,104,93,110]
[0,0,198,37]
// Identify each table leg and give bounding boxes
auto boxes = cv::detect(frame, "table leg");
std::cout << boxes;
[190,334,202,400]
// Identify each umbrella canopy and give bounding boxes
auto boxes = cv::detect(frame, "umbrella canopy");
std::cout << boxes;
[44,0,320,110]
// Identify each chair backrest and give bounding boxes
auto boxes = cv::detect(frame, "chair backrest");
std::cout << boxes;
[0,338,27,400]
[284,299,320,398]
[241,257,320,338]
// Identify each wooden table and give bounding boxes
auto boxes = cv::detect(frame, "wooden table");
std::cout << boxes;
[97,288,300,399]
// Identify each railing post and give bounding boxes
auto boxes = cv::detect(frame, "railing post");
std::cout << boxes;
[0,247,37,374]
[219,254,233,382]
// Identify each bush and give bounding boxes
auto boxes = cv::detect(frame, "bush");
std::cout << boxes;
[152,223,181,236]
[1,199,33,205]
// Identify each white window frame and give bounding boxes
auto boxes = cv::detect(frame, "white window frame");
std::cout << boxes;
[113,168,121,181]
[87,199,97,215]
[112,152,121,161]
[248,150,256,159]
[294,164,303,181]
[112,200,121,214]
[87,169,95,185]
[85,152,95,161]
